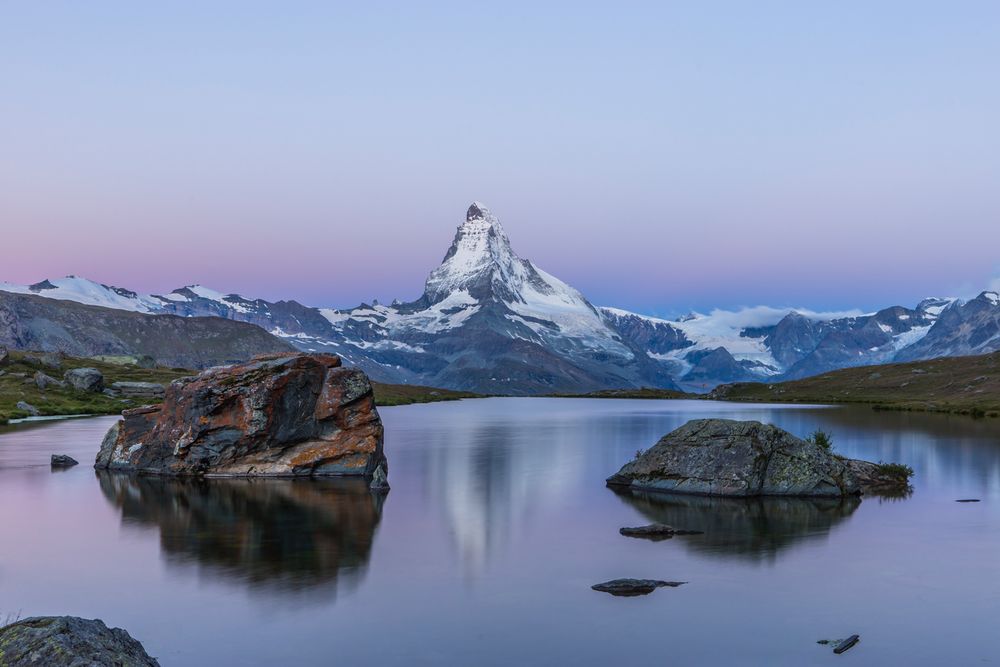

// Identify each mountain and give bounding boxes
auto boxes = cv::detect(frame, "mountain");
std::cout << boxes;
[0,290,294,368]
[3,203,999,392]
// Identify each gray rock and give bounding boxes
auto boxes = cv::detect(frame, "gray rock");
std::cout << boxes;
[607,419,862,497]
[51,454,79,467]
[591,579,686,596]
[64,367,104,393]
[34,370,66,390]
[619,523,703,540]
[16,400,40,416]
[370,462,390,492]
[0,345,9,366]
[0,615,159,666]
[110,381,165,398]
[22,351,64,370]
[103,388,120,397]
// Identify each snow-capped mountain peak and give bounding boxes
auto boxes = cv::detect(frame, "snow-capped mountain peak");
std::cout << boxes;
[423,201,524,304]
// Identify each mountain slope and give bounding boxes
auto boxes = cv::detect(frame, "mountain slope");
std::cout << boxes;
[3,204,1000,392]
[0,291,294,368]
[709,351,1000,416]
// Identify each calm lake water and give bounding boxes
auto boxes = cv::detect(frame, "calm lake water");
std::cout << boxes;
[2,399,999,665]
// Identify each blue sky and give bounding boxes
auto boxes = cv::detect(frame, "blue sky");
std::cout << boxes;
[1,2,998,315]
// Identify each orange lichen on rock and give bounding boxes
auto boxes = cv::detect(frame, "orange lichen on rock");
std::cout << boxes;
[96,353,386,479]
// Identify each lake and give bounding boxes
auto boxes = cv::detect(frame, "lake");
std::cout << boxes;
[1,398,999,665]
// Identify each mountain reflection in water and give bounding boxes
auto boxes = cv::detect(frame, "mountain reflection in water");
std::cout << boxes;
[613,488,861,562]
[97,472,384,596]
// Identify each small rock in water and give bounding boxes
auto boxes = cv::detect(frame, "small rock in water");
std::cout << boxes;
[956,499,981,503]
[51,454,79,468]
[370,462,390,493]
[619,523,703,540]
[591,579,686,597]
[833,634,860,654]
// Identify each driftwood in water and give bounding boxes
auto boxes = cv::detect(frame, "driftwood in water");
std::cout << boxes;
[833,635,860,654]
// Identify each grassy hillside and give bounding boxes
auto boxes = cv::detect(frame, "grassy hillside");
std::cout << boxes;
[372,382,480,406]
[547,387,691,400]
[1,350,480,424]
[0,351,191,423]
[710,352,1000,417]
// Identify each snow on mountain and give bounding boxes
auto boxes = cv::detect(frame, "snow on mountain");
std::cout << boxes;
[4,204,1000,393]
[0,276,166,312]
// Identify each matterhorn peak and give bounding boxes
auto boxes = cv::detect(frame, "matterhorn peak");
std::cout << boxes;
[466,201,496,223]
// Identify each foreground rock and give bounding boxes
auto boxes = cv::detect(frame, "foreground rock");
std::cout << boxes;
[51,454,79,468]
[619,523,703,540]
[608,419,904,497]
[0,616,159,666]
[63,367,104,392]
[591,579,686,596]
[96,353,386,478]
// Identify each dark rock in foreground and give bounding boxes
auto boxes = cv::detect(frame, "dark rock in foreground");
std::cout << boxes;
[0,345,9,366]
[0,616,159,666]
[619,523,704,540]
[96,353,386,478]
[607,419,902,497]
[591,579,686,596]
[51,454,79,468]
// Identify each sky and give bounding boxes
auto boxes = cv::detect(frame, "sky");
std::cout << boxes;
[1,2,998,317]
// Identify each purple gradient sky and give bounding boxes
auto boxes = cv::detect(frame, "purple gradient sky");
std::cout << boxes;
[2,2,998,316]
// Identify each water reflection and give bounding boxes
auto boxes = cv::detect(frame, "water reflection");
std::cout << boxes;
[97,472,384,597]
[612,487,860,562]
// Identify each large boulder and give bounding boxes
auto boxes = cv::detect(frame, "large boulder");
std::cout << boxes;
[95,353,386,478]
[64,367,104,393]
[0,616,159,666]
[607,419,862,497]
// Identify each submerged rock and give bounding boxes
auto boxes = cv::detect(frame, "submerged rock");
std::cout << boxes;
[369,462,390,493]
[51,454,79,467]
[0,616,159,666]
[95,353,386,479]
[63,367,104,393]
[619,523,703,540]
[608,419,892,497]
[591,579,686,596]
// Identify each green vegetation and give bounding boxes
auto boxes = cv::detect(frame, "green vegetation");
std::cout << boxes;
[876,461,915,483]
[0,350,191,425]
[807,429,834,451]
[372,382,480,406]
[547,387,691,400]
[710,351,1000,417]
[1,350,480,425]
